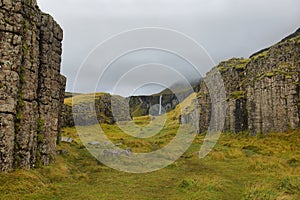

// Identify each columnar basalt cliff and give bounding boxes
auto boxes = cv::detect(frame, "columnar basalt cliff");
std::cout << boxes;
[0,0,66,171]
[194,28,300,134]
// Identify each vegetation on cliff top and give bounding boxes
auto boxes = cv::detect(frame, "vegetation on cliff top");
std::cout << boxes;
[64,92,110,106]
[217,58,250,72]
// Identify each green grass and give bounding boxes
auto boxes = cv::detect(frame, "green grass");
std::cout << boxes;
[2,93,300,199]
[131,107,148,117]
[2,91,300,199]
[2,90,300,199]
[64,92,110,106]
[231,91,246,99]
[1,120,300,200]
[217,58,250,72]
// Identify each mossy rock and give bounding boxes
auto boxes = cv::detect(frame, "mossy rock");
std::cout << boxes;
[266,72,275,78]
[231,91,246,99]
[217,58,250,72]
[251,50,269,60]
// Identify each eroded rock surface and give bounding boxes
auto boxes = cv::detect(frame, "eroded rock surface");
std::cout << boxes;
[194,28,300,134]
[0,0,66,171]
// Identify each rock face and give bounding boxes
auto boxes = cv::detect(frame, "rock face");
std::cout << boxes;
[246,32,300,135]
[60,104,74,128]
[0,0,66,172]
[62,93,132,127]
[194,28,300,134]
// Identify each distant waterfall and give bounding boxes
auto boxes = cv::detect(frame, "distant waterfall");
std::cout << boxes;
[159,95,162,115]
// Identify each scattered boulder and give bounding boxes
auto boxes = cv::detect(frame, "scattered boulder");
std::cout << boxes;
[103,148,132,157]
[88,141,101,146]
[61,137,74,144]
[56,149,68,155]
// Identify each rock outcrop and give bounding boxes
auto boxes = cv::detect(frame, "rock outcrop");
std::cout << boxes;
[60,104,74,128]
[62,93,132,127]
[193,28,300,134]
[0,0,66,172]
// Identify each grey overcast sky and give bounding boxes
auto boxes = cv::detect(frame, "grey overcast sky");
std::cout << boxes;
[37,0,300,96]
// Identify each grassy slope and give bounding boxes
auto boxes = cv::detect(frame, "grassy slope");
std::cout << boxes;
[64,92,109,107]
[1,94,300,200]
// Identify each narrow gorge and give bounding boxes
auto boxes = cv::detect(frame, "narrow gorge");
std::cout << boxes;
[63,28,300,137]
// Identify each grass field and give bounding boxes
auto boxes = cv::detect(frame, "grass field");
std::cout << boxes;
[0,94,300,200]
[0,121,300,199]
[1,93,300,199]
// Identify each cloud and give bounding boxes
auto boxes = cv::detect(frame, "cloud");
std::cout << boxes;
[37,0,300,95]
